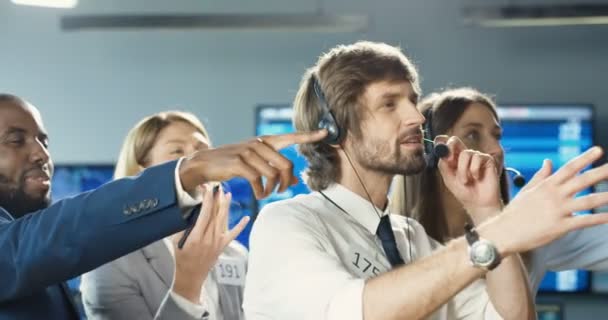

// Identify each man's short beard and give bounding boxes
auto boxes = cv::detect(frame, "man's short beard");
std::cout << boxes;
[0,174,51,219]
[364,150,426,176]
[392,150,426,175]
[352,138,427,177]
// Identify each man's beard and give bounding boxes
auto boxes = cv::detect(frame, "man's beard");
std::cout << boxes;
[0,173,51,219]
[351,135,426,176]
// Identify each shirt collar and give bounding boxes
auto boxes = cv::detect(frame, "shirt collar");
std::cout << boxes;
[0,207,14,221]
[320,183,391,235]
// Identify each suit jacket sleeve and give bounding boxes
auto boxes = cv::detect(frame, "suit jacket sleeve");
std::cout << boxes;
[0,160,192,302]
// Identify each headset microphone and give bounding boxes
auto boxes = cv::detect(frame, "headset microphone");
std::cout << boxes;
[505,167,526,188]
[423,138,449,159]
[423,108,450,169]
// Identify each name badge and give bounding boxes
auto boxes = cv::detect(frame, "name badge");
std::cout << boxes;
[347,244,387,278]
[214,257,246,286]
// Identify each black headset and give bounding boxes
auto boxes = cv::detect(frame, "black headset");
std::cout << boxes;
[312,76,344,145]
[423,108,441,169]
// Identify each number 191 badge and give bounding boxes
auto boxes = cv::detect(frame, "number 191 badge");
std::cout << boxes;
[214,257,246,286]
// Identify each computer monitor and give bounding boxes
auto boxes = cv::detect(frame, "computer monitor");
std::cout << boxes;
[51,164,115,202]
[498,104,594,293]
[255,105,311,211]
[536,302,564,320]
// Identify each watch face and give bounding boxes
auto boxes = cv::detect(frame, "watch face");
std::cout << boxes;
[470,240,497,267]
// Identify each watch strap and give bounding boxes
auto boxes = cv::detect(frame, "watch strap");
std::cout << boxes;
[464,223,479,245]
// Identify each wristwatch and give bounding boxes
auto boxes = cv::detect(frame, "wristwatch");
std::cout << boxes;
[464,223,501,271]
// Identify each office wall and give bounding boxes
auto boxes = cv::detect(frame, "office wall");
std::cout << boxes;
[1,1,607,318]
[1,0,607,163]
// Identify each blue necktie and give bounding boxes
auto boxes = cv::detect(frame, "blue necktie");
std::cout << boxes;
[377,215,405,267]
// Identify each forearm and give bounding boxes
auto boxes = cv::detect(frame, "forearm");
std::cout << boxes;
[363,238,485,320]
[468,207,535,319]
[485,255,535,320]
[172,265,209,304]
[161,253,211,320]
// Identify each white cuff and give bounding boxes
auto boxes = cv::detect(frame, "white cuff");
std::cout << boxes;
[169,290,210,319]
[174,158,203,215]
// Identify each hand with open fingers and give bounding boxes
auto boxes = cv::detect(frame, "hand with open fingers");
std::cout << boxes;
[179,129,327,199]
[435,135,502,223]
[170,185,250,303]
[484,146,608,256]
[518,158,553,193]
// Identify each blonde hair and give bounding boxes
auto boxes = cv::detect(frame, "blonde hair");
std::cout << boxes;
[293,41,421,191]
[114,111,210,179]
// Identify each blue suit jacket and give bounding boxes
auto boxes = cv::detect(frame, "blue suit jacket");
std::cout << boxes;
[0,161,194,319]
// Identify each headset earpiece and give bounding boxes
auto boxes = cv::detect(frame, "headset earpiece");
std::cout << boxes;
[312,76,343,145]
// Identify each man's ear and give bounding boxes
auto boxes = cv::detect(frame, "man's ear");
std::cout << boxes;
[327,142,341,149]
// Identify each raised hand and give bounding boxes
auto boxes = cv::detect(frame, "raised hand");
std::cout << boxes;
[481,146,608,255]
[179,130,327,199]
[171,185,249,303]
[518,158,552,193]
[435,135,502,223]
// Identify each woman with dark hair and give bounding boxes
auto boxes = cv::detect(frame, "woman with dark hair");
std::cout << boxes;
[391,87,608,293]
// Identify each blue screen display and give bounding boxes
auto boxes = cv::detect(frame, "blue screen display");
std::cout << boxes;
[51,165,115,202]
[255,106,311,210]
[498,105,594,293]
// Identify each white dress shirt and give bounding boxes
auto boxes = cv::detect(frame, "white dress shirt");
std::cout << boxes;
[244,183,500,320]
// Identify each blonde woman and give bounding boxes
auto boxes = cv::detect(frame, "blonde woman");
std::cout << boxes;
[81,111,249,320]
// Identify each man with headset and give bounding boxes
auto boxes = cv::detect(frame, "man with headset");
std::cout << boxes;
[243,41,608,319]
